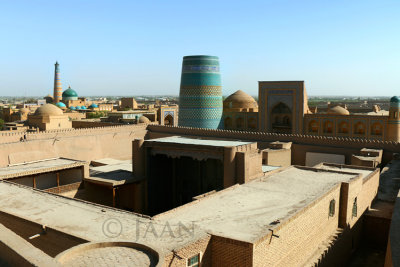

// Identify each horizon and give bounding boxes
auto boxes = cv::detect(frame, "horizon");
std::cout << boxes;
[1,1,399,97]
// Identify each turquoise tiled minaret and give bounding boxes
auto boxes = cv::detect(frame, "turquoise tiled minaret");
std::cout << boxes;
[178,55,223,129]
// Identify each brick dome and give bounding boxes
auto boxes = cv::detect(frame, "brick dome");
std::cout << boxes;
[224,90,258,110]
[327,105,349,115]
[34,104,63,116]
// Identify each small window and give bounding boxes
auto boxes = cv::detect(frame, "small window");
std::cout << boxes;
[187,254,200,267]
[352,197,358,217]
[329,199,335,217]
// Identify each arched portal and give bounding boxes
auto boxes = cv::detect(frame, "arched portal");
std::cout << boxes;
[354,122,366,135]
[224,117,232,129]
[371,122,382,136]
[164,114,174,126]
[236,117,244,129]
[308,120,318,133]
[338,121,349,134]
[271,102,292,133]
[248,117,257,130]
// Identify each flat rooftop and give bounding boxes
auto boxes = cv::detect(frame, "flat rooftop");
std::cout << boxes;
[146,136,253,147]
[315,163,375,180]
[0,165,363,255]
[262,165,281,173]
[155,166,360,243]
[0,158,86,179]
[86,170,141,186]
[0,181,203,255]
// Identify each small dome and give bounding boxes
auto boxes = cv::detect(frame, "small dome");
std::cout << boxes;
[327,105,349,115]
[62,86,78,98]
[56,102,66,108]
[223,90,258,110]
[44,94,53,99]
[34,104,63,116]
[75,106,82,110]
[19,108,30,115]
[391,96,400,103]
[80,106,87,110]
[138,116,150,123]
[89,103,98,108]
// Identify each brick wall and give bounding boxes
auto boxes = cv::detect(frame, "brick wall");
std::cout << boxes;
[72,120,122,128]
[163,235,212,266]
[252,184,342,267]
[211,236,253,266]
[0,124,148,167]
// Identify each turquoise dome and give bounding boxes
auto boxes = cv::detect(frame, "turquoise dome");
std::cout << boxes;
[62,86,78,101]
[69,106,76,110]
[89,103,98,108]
[81,106,87,110]
[391,96,400,103]
[62,87,78,97]
[56,102,66,108]
[75,106,82,110]
[390,96,400,108]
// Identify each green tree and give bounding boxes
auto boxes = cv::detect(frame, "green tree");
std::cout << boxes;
[87,111,108,119]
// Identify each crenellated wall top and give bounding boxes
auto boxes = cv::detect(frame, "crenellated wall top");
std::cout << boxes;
[146,125,400,150]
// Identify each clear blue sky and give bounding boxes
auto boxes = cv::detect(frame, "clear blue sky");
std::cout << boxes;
[1,0,399,97]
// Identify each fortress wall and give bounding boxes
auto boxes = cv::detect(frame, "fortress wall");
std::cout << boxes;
[147,125,400,165]
[0,125,147,167]
[71,120,122,128]
[0,124,146,144]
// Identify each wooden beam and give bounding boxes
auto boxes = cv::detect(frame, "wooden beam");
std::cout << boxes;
[56,172,60,193]
[33,177,36,188]
[112,187,116,208]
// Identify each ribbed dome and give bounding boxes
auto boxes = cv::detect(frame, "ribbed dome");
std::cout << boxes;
[62,86,78,98]
[223,90,258,110]
[139,116,150,123]
[327,105,349,115]
[19,108,30,115]
[89,103,98,108]
[34,104,63,116]
[69,106,76,110]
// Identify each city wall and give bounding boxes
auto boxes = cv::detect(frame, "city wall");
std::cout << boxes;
[146,125,400,165]
[71,120,122,128]
[0,125,147,167]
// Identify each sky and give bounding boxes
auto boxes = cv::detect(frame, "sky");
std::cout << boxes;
[0,0,399,97]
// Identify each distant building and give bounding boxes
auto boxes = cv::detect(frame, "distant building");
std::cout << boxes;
[27,104,72,131]
[157,105,178,126]
[120,97,138,110]
[223,90,258,131]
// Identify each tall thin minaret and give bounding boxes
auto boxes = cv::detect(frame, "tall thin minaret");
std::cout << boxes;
[53,61,62,103]
[387,96,400,142]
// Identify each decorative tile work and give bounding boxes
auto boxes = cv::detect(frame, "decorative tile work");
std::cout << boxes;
[53,62,63,103]
[179,56,223,129]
